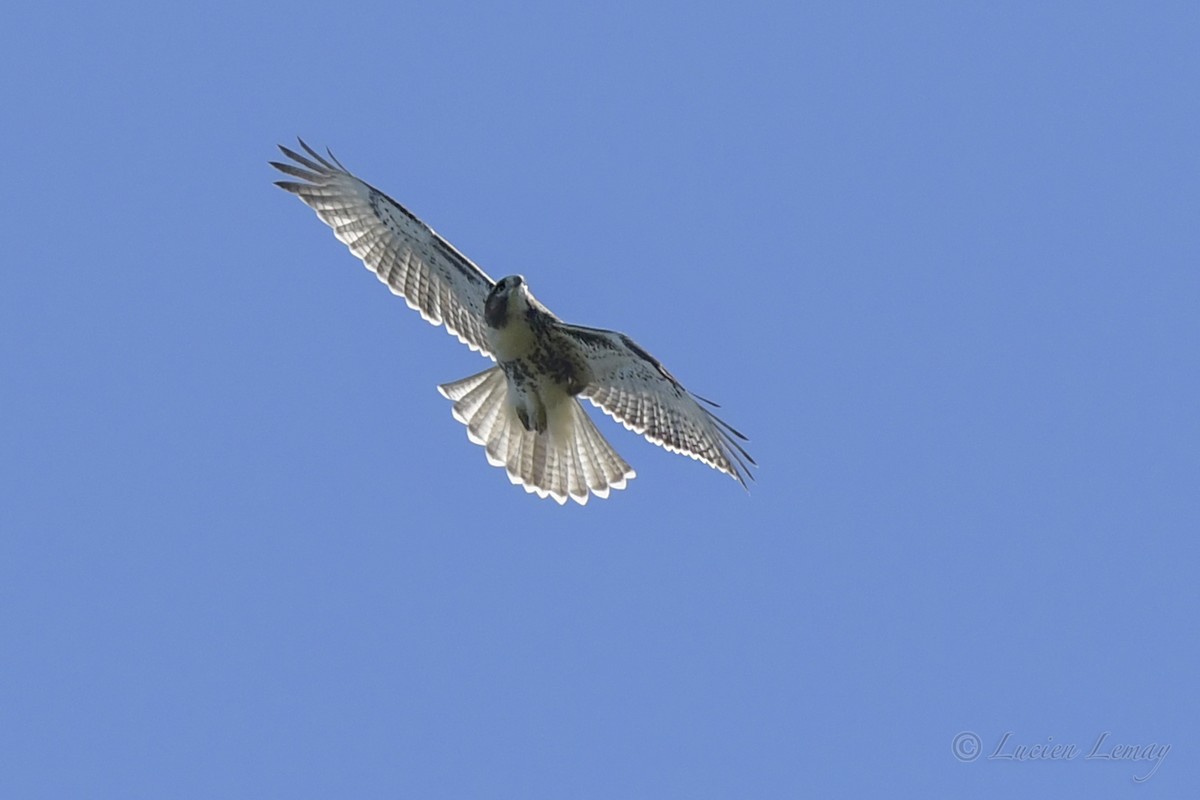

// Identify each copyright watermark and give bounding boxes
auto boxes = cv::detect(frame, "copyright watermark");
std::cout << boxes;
[951,731,1170,783]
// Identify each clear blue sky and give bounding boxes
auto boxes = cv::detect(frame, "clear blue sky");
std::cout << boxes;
[2,2,1196,797]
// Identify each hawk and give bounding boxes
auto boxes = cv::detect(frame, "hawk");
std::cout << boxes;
[272,140,755,504]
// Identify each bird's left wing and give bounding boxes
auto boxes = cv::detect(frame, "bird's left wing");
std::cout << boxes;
[272,140,496,356]
[563,324,756,487]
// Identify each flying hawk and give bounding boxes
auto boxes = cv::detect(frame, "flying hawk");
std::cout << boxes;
[272,140,754,504]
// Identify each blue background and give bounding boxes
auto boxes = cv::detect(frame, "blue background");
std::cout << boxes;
[2,2,1196,797]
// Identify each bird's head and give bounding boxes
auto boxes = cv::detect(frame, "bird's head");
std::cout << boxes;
[484,274,528,328]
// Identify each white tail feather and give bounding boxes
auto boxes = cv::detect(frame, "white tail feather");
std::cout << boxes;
[438,367,635,505]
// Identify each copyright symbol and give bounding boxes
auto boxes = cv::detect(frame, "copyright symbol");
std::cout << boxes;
[952,731,982,762]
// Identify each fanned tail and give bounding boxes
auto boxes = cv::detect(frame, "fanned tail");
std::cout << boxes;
[438,367,635,505]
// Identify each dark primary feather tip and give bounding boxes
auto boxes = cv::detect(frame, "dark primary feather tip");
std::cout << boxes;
[277,144,327,174]
[298,138,338,171]
[325,147,347,170]
[270,161,322,182]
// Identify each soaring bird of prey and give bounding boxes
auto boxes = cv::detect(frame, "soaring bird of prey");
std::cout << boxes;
[272,140,754,504]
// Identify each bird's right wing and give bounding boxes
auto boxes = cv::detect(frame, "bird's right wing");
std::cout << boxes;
[272,140,496,357]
